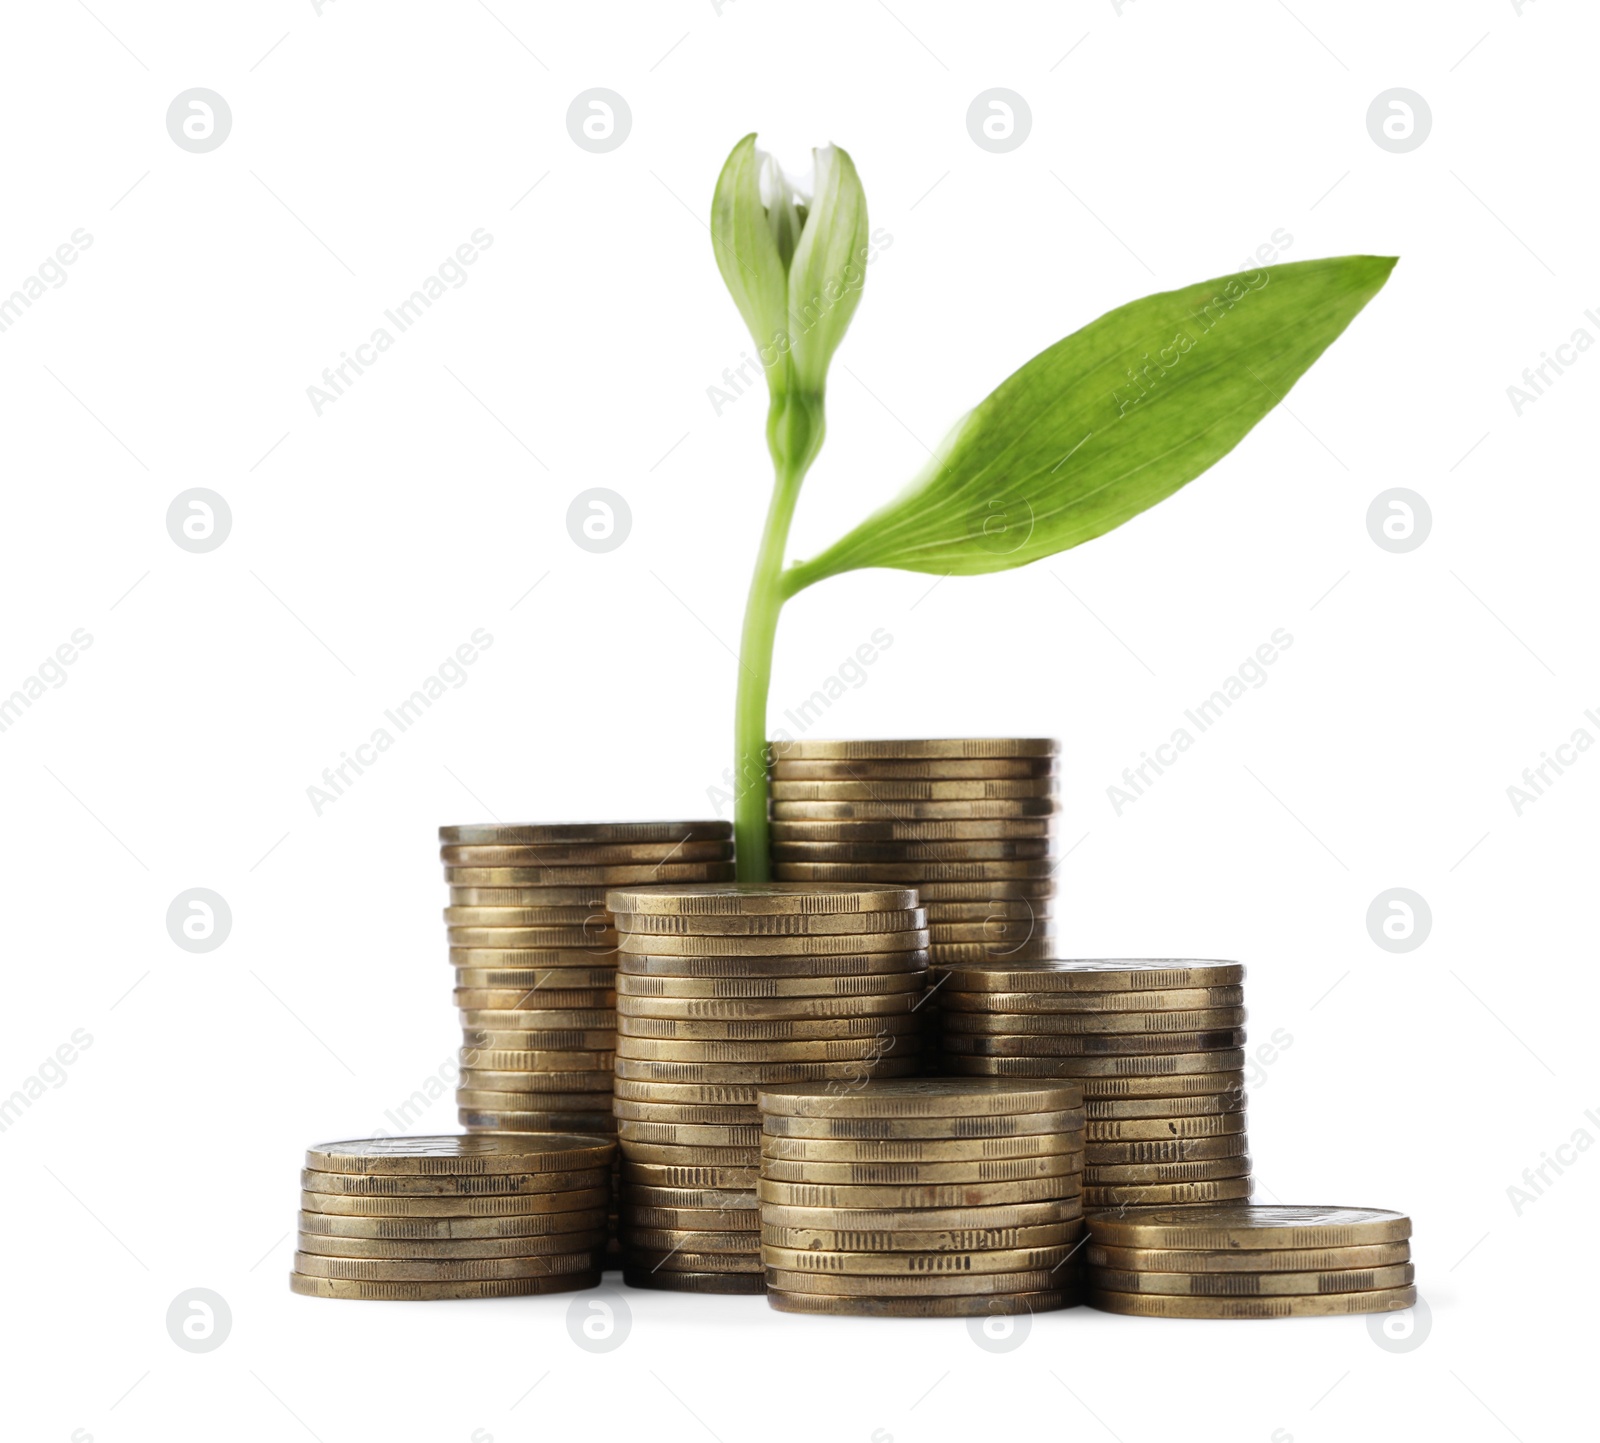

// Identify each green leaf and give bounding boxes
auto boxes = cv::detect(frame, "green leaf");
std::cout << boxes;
[784,255,1396,587]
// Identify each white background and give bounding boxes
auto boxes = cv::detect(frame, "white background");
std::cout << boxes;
[2,1,1593,1439]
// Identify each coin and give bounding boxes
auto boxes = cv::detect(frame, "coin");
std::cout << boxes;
[917,922,1049,945]
[456,1069,614,1092]
[300,1188,611,1217]
[762,1243,1077,1276]
[620,1017,919,1042]
[913,882,1056,901]
[441,841,733,866]
[765,1266,1062,1297]
[772,819,1054,842]
[289,1272,601,1300]
[1078,1072,1247,1100]
[612,1099,751,1124]
[615,1037,914,1063]
[621,1181,760,1205]
[453,1095,616,1118]
[772,758,1057,780]
[1081,1178,1253,1206]
[615,1057,919,1084]
[440,821,732,845]
[930,942,1057,964]
[620,1268,765,1294]
[617,995,922,1020]
[458,1048,613,1071]
[777,860,1054,882]
[614,1078,762,1106]
[1085,1135,1248,1163]
[936,960,1246,991]
[1086,1205,1413,1250]
[299,1167,606,1197]
[622,1207,761,1231]
[455,1110,616,1133]
[618,1122,763,1147]
[607,883,921,916]
[1085,1094,1247,1120]
[626,1229,762,1254]
[758,1078,1082,1118]
[1095,1263,1416,1296]
[451,886,613,907]
[1088,1286,1417,1319]
[769,739,1058,760]
[772,800,1057,820]
[1086,1242,1412,1272]
[296,1231,607,1259]
[620,1141,761,1166]
[761,1156,1080,1185]
[445,907,611,927]
[948,1049,1247,1077]
[617,931,930,957]
[762,1134,1079,1162]
[448,927,619,948]
[760,1109,1084,1140]
[464,1030,617,1050]
[938,990,1250,1017]
[613,908,927,936]
[1085,1158,1251,1184]
[757,1177,1078,1208]
[455,990,617,1011]
[762,1220,1078,1251]
[306,1135,615,1176]
[944,1009,1248,1035]
[759,1198,1084,1231]
[446,863,736,885]
[298,1208,610,1240]
[458,1008,619,1030]
[766,1288,1074,1317]
[771,779,1057,801]
[617,972,927,999]
[455,971,617,993]
[293,1250,594,1281]
[942,1031,1247,1058]
[620,952,928,978]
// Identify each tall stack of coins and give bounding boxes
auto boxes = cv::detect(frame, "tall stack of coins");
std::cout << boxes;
[441,821,734,1136]
[768,740,1058,965]
[756,1079,1086,1316]
[1086,1205,1416,1318]
[290,1135,614,1300]
[932,960,1251,1212]
[605,883,929,1294]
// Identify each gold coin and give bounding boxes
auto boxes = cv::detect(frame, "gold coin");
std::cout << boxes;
[1086,1205,1413,1250]
[1087,1242,1411,1273]
[1086,1135,1248,1163]
[613,1078,761,1106]
[617,931,930,957]
[293,1250,594,1281]
[620,952,927,978]
[445,907,611,927]
[617,973,926,1000]
[614,1057,919,1084]
[757,1177,1079,1209]
[617,1121,763,1146]
[620,1143,760,1168]
[450,951,619,971]
[620,1268,765,1294]
[1086,1157,1251,1184]
[1086,1094,1247,1121]
[929,941,1057,964]
[621,1249,762,1274]
[606,883,921,916]
[770,779,1057,801]
[760,1109,1084,1140]
[300,1188,610,1217]
[457,1047,613,1071]
[297,1231,607,1260]
[455,970,617,992]
[1082,1177,1253,1206]
[919,921,1049,944]
[617,994,921,1021]
[458,1110,616,1133]
[622,1206,761,1231]
[914,882,1056,901]
[936,960,1245,991]
[289,1271,601,1300]
[761,1156,1081,1185]
[762,1221,1079,1251]
[766,1288,1075,1317]
[758,1199,1084,1231]
[453,1094,616,1118]
[769,739,1058,760]
[455,989,617,1011]
[772,819,1054,842]
[944,1009,1248,1036]
[616,1036,915,1063]
[762,1243,1077,1275]
[441,841,733,866]
[776,861,1056,885]
[298,1208,609,1240]
[765,1266,1062,1297]
[771,758,1056,780]
[451,886,612,907]
[1088,1286,1417,1319]
[440,821,732,845]
[761,1134,1079,1162]
[1095,1264,1416,1297]
[940,1031,1246,1057]
[621,1181,759,1206]
[456,1071,615,1095]
[620,1015,918,1042]
[458,1008,618,1030]
[625,1229,762,1254]
[1079,1072,1247,1100]
[757,1077,1082,1118]
[772,800,1057,820]
[463,1029,617,1051]
[299,1167,607,1197]
[448,927,619,948]
[947,1049,1247,1078]
[921,900,1053,922]
[446,863,736,885]
[306,1134,614,1176]
[613,908,927,936]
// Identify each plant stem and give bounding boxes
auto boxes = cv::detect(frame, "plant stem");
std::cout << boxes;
[734,464,805,880]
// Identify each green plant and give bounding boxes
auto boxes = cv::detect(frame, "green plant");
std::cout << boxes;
[713,133,1396,880]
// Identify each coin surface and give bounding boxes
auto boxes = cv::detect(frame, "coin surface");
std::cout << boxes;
[615,1037,915,1063]
[772,800,1057,820]
[614,908,927,935]
[622,1206,762,1231]
[441,841,733,866]
[941,1031,1247,1058]
[761,1244,1077,1275]
[761,1134,1080,1162]
[1077,1072,1248,1100]
[765,1266,1063,1296]
[296,1231,607,1259]
[299,1188,611,1217]
[305,1135,614,1176]
[1082,1178,1253,1207]
[456,1069,615,1091]
[290,1272,602,1300]
[458,1112,619,1133]
[760,1109,1084,1140]
[620,952,928,978]
[770,779,1057,801]
[297,1208,610,1240]
[458,1007,619,1029]
[944,1009,1248,1035]
[299,1167,606,1197]
[1087,1242,1412,1272]
[935,960,1246,991]
[446,863,736,885]
[1085,1205,1413,1249]
[1083,1158,1251,1185]
[765,1288,1074,1317]
[774,841,1052,863]
[1088,1286,1417,1319]
[776,862,1055,884]
[757,1177,1079,1208]
[614,1057,920,1084]
[772,757,1057,780]
[617,931,930,956]
[617,1122,763,1147]
[1093,1264,1415,1296]
[293,1250,595,1281]
[761,1221,1078,1252]
[454,971,617,993]
[758,1199,1085,1231]
[769,739,1058,760]
[619,1016,919,1041]
[760,1156,1081,1185]
[617,994,922,1020]
[939,987,1244,1014]
[626,1229,762,1254]
[1084,1135,1249,1162]
[440,821,732,845]
[948,1049,1246,1077]
[455,989,617,1011]
[448,927,620,948]
[614,1078,762,1105]
[458,1048,614,1071]
[617,972,926,999]
[1085,1094,1247,1121]
[446,908,613,927]
[620,1268,765,1294]
[772,819,1055,842]
[451,887,614,907]
[608,883,921,916]
[758,1078,1082,1118]
[463,1029,618,1050]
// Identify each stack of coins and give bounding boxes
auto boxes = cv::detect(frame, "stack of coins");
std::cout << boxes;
[605,883,930,1294]
[932,960,1251,1212]
[290,1134,614,1300]
[756,1079,1086,1316]
[441,821,734,1137]
[1086,1204,1416,1318]
[768,740,1058,965]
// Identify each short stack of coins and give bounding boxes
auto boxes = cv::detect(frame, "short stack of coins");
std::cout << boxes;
[1085,1204,1416,1318]
[932,959,1251,1212]
[290,1134,614,1300]
[756,1079,1086,1316]
[768,739,1058,965]
[605,883,930,1294]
